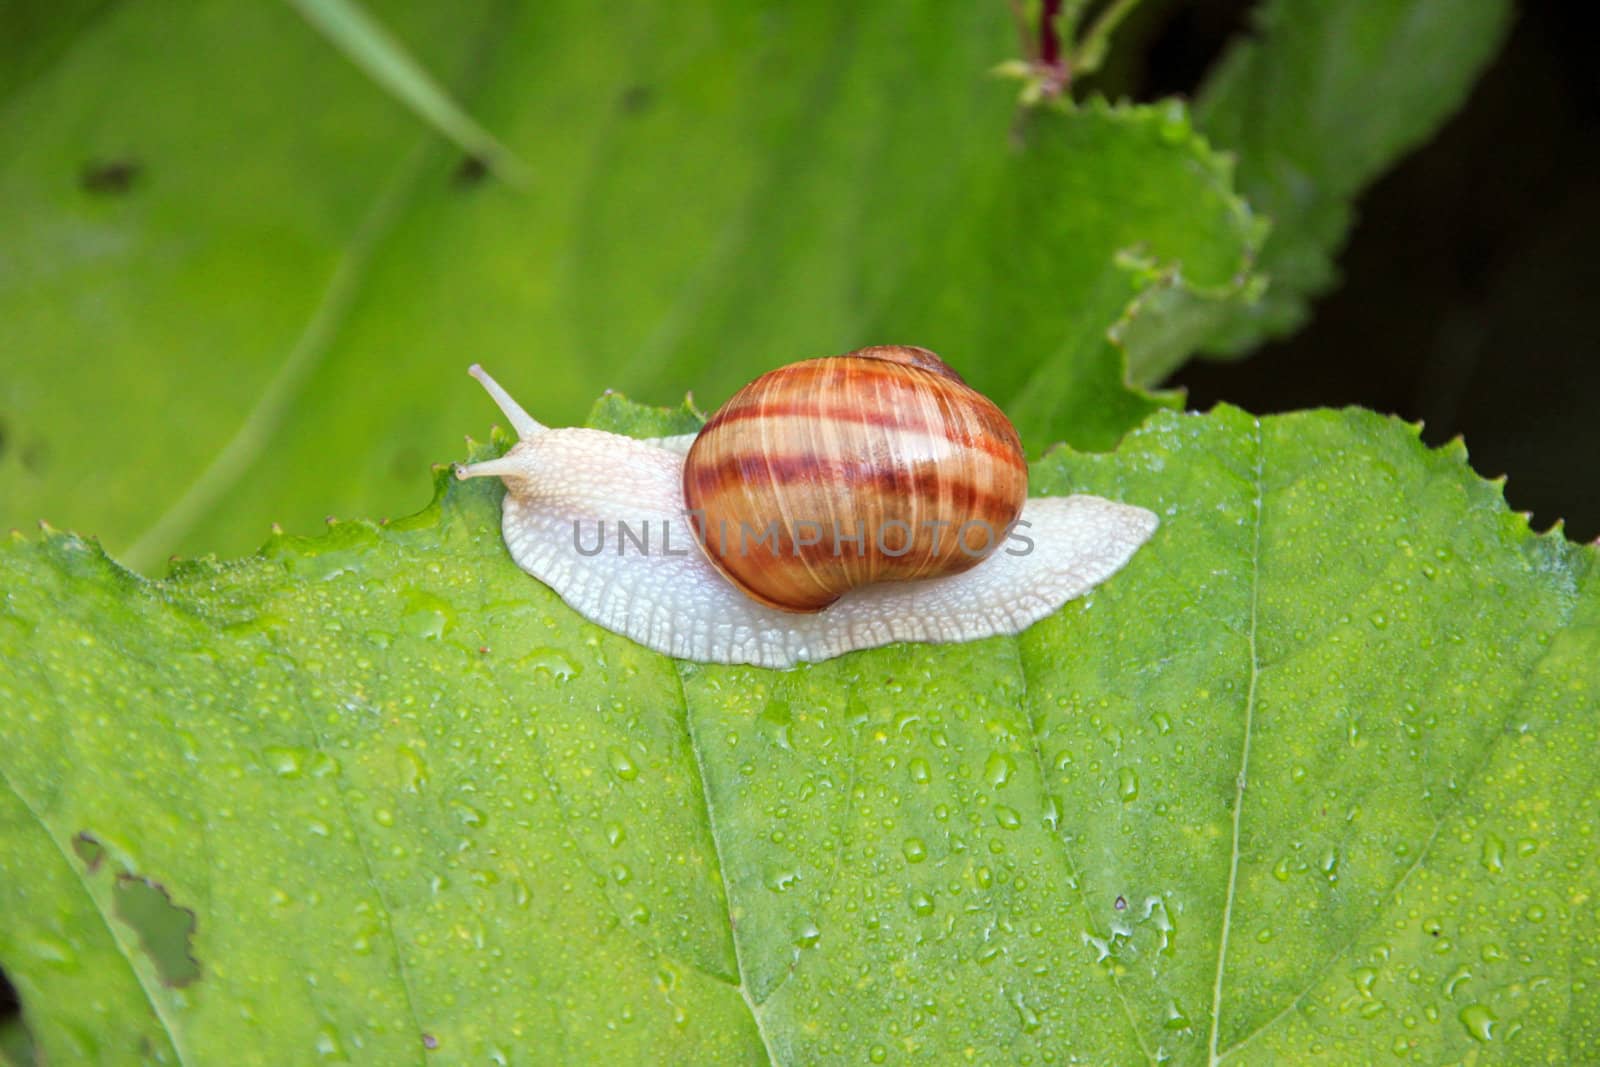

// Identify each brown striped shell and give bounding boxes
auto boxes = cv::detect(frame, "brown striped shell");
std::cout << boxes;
[682,346,1028,612]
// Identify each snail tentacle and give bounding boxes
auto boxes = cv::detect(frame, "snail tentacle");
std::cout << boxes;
[468,363,545,439]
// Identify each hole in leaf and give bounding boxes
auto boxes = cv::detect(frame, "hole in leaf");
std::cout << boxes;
[18,436,48,474]
[80,158,142,195]
[112,875,201,987]
[72,831,105,874]
[616,84,654,114]
[453,154,488,187]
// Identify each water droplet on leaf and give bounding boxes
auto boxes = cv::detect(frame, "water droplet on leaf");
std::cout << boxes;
[1459,1003,1497,1042]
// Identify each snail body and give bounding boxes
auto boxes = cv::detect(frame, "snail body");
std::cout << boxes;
[455,348,1156,668]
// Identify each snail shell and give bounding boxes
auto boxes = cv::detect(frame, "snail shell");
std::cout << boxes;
[454,350,1157,668]
[684,346,1027,611]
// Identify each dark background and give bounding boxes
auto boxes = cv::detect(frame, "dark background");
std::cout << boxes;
[1131,0,1598,542]
[0,0,1595,1038]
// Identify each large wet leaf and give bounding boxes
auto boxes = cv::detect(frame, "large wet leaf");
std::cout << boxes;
[1186,0,1513,362]
[0,0,1259,571]
[2,401,1596,1063]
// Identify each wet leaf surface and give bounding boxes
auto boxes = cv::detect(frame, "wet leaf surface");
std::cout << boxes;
[2,401,1595,1063]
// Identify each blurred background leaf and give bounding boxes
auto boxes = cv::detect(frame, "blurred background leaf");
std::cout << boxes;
[0,0,1263,573]
[0,0,1536,567]
[1170,1,1598,542]
[1188,0,1514,359]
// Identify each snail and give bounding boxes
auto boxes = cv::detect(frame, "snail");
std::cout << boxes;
[454,346,1157,668]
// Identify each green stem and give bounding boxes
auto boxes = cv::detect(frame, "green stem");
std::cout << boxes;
[1071,0,1146,77]
[283,0,530,186]
[1058,0,1093,47]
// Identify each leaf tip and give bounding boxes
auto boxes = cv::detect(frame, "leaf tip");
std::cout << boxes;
[1439,434,1471,463]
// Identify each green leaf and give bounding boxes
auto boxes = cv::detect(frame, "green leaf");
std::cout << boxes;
[1189,0,1513,360]
[0,0,1259,571]
[0,0,115,103]
[3,403,1596,1062]
[584,392,704,439]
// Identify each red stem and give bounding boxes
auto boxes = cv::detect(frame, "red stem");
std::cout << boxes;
[1039,0,1062,67]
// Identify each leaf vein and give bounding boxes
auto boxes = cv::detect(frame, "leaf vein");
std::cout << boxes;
[1206,415,1265,1065]
[671,663,782,1067]
[1217,593,1580,1061]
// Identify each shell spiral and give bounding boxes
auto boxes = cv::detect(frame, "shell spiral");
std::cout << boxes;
[682,345,1028,612]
